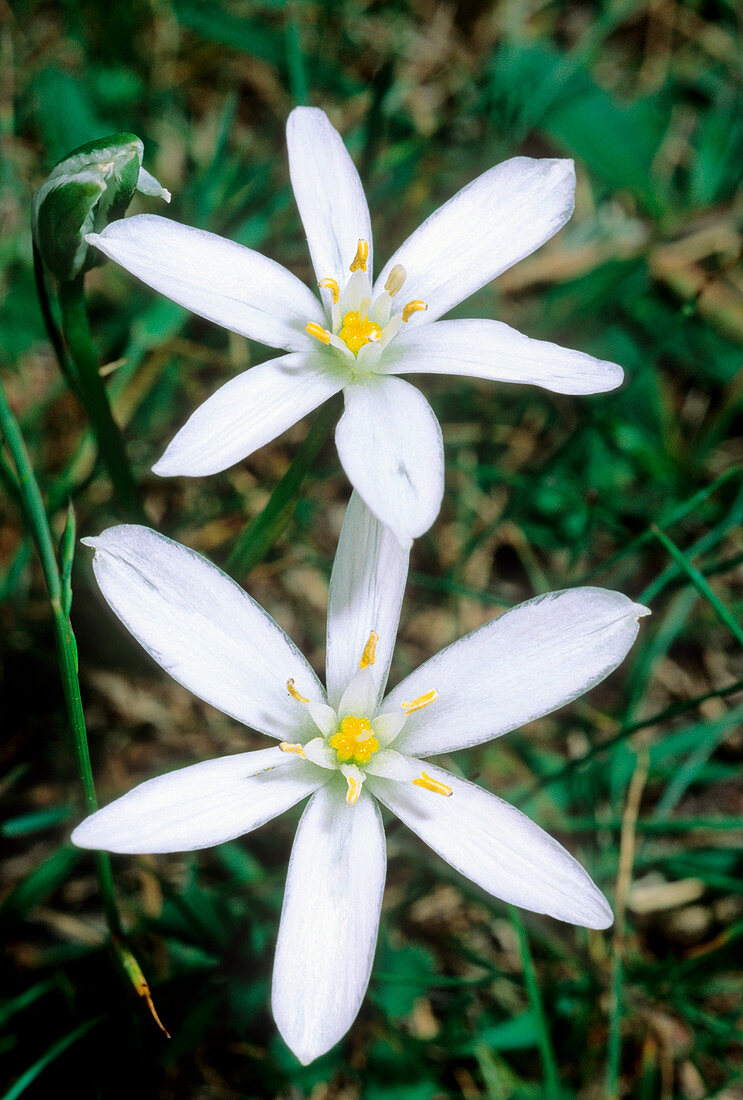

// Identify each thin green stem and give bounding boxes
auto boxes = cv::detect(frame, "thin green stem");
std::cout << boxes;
[32,242,80,399]
[508,906,562,1100]
[226,396,340,578]
[0,377,121,938]
[56,274,146,521]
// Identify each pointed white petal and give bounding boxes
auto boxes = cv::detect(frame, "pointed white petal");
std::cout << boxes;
[153,353,345,477]
[374,158,575,323]
[370,711,407,748]
[383,319,624,395]
[88,215,323,350]
[326,491,409,709]
[287,107,373,290]
[335,377,444,548]
[71,749,324,853]
[369,763,612,928]
[337,666,378,718]
[272,783,386,1064]
[386,589,649,756]
[84,525,325,741]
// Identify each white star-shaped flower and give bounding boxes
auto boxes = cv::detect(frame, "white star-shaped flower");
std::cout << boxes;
[73,494,648,1064]
[88,108,622,547]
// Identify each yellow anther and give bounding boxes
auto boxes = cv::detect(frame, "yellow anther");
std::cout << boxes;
[413,771,452,797]
[359,631,378,669]
[287,679,310,702]
[402,299,428,323]
[329,715,380,765]
[279,742,307,758]
[338,310,382,356]
[318,278,340,304]
[384,264,406,297]
[306,322,331,345]
[349,239,369,273]
[401,689,438,715]
[346,775,362,805]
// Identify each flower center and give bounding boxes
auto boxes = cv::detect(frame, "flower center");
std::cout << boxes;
[305,240,428,367]
[328,714,380,766]
[338,310,382,356]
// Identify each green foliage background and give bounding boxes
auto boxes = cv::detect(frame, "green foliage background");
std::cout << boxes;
[1,0,742,1097]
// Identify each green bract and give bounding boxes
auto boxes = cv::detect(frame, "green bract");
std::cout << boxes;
[31,133,170,282]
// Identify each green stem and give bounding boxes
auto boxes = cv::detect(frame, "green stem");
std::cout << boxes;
[0,377,122,938]
[509,906,562,1099]
[226,396,340,578]
[32,242,80,400]
[56,274,146,522]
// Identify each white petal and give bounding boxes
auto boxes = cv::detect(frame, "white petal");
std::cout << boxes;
[369,763,612,928]
[153,353,345,477]
[335,376,444,548]
[374,158,575,323]
[272,783,386,1064]
[326,491,409,708]
[84,525,325,741]
[287,107,373,290]
[337,666,377,718]
[383,319,624,395]
[71,749,323,854]
[386,588,649,756]
[88,214,323,351]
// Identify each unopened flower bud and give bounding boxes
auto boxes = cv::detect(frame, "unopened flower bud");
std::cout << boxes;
[32,133,170,282]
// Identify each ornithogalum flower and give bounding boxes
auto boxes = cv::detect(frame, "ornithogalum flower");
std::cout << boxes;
[87,108,622,547]
[73,495,648,1064]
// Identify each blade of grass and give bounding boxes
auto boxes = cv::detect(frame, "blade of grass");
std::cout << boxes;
[649,523,743,648]
[226,396,339,578]
[2,1017,101,1100]
[508,906,561,1100]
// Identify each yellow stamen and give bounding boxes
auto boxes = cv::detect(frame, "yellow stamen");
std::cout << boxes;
[306,322,331,345]
[384,264,406,297]
[349,239,369,273]
[338,310,382,355]
[346,775,362,804]
[402,299,428,323]
[279,742,307,758]
[413,771,452,797]
[287,679,310,702]
[359,631,378,669]
[318,278,340,304]
[401,689,438,715]
[329,715,380,765]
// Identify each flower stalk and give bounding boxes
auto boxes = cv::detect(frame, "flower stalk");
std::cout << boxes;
[56,274,147,521]
[0,376,121,938]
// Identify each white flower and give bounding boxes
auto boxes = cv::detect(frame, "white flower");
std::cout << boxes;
[72,495,648,1064]
[87,108,622,548]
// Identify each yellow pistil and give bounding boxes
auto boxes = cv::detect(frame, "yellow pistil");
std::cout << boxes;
[286,679,310,702]
[329,715,380,765]
[401,688,438,715]
[359,630,378,669]
[279,742,307,758]
[339,310,381,356]
[345,775,362,805]
[349,239,369,273]
[318,277,340,304]
[413,771,452,797]
[306,321,331,345]
[402,299,428,323]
